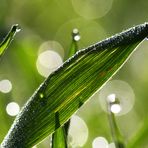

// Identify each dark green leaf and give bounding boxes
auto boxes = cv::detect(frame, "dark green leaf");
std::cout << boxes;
[0,24,20,59]
[1,23,148,148]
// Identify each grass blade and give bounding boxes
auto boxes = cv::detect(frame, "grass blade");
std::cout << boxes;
[107,101,125,148]
[1,23,148,148]
[0,24,20,59]
[51,29,80,148]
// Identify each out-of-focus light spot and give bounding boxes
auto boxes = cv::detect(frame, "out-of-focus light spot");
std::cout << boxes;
[108,143,116,148]
[107,94,116,102]
[36,50,63,77]
[38,41,65,59]
[99,80,135,116]
[130,41,148,81]
[68,115,88,147]
[92,137,108,148]
[71,0,113,19]
[0,79,12,93]
[6,102,20,116]
[110,104,121,114]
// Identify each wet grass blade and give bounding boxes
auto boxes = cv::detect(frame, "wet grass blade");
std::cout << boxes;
[0,24,20,59]
[1,23,148,148]
[51,29,80,148]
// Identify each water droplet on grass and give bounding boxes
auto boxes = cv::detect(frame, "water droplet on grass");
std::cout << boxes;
[99,80,135,116]
[72,28,81,41]
[110,104,121,114]
[13,24,21,33]
[39,93,44,98]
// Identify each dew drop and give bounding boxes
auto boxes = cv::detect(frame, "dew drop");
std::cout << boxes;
[107,94,122,114]
[110,104,121,114]
[99,80,135,116]
[39,93,44,98]
[15,24,21,32]
[72,28,81,41]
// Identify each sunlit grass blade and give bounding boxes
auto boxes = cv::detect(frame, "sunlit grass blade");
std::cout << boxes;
[51,29,80,148]
[1,23,148,148]
[0,24,20,59]
[51,119,70,148]
[66,28,80,59]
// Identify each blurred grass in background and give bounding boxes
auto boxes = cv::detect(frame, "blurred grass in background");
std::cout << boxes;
[0,0,148,147]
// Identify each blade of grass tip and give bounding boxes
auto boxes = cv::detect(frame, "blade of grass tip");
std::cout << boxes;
[64,28,80,60]
[107,97,125,148]
[51,28,80,148]
[1,23,148,148]
[0,24,21,59]
[127,118,148,148]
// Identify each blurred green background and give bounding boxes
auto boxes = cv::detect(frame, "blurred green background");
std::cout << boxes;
[0,0,148,147]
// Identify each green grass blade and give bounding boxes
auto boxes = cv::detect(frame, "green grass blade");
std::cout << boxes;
[0,24,20,58]
[1,23,148,148]
[108,109,125,147]
[51,29,80,148]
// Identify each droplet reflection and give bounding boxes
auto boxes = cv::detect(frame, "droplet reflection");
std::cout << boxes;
[110,104,121,114]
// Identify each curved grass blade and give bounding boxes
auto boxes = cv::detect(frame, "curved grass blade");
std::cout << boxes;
[0,24,20,59]
[51,29,80,148]
[1,23,148,148]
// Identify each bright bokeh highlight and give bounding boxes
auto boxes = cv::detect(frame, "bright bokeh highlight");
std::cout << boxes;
[36,50,63,77]
[71,0,113,19]
[38,41,65,59]
[107,93,116,102]
[6,102,20,116]
[108,143,116,148]
[0,79,12,93]
[110,104,122,114]
[92,137,108,148]
[68,115,88,147]
[99,80,135,116]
